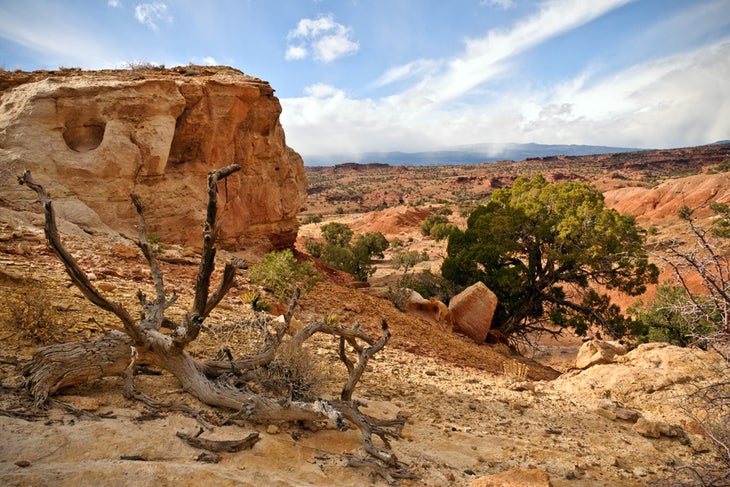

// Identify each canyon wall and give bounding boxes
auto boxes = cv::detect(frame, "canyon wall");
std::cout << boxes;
[0,66,307,251]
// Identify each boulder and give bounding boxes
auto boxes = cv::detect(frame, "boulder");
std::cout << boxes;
[405,291,453,331]
[632,417,680,439]
[574,340,627,369]
[448,282,498,343]
[0,66,307,251]
[471,467,552,487]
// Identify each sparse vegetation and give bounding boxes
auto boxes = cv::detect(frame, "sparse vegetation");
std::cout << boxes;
[8,282,65,344]
[123,61,165,70]
[249,249,320,301]
[442,174,658,341]
[309,223,388,282]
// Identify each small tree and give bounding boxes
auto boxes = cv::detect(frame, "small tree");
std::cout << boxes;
[315,223,387,282]
[357,231,389,259]
[650,205,730,346]
[249,249,320,301]
[628,283,717,347]
[321,222,353,247]
[420,214,449,237]
[442,174,658,341]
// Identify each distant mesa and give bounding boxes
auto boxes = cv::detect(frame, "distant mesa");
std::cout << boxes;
[303,142,646,167]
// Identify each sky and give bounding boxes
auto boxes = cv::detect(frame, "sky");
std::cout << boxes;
[0,0,729,162]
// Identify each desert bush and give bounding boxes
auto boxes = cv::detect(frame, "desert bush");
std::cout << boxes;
[386,283,412,311]
[321,222,354,247]
[391,249,428,274]
[302,214,323,225]
[389,237,404,249]
[429,222,458,241]
[8,282,65,343]
[123,61,165,70]
[357,231,389,259]
[251,340,326,402]
[629,283,718,347]
[316,224,386,282]
[249,249,320,301]
[420,214,449,236]
[304,239,323,259]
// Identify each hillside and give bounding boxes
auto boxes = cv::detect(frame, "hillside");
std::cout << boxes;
[303,143,730,217]
[2,144,728,486]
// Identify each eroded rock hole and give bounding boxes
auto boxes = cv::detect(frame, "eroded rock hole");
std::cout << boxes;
[63,122,106,152]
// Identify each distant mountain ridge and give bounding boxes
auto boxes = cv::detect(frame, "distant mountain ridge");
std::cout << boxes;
[303,142,645,166]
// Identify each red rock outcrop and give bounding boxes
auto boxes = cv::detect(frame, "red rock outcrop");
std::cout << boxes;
[449,281,498,343]
[405,290,453,331]
[0,66,307,251]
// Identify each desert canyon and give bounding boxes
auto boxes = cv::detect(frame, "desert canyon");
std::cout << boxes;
[0,67,729,486]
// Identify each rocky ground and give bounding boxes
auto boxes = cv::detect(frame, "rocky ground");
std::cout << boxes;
[1,208,727,486]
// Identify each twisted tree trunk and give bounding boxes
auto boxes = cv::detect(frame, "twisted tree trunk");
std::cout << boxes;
[18,167,414,480]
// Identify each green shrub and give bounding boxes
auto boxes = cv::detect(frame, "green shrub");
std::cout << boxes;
[420,214,450,236]
[302,214,323,225]
[249,249,320,301]
[304,239,323,258]
[429,222,459,241]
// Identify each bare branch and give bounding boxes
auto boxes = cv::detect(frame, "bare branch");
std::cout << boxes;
[130,194,166,328]
[191,164,241,319]
[340,318,391,402]
[17,170,139,341]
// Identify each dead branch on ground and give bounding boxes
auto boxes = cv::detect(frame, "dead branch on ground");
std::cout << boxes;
[17,167,413,480]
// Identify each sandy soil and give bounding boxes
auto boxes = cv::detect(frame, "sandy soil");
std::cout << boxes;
[0,220,725,487]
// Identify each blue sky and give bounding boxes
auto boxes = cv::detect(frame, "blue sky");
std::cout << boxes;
[0,0,729,160]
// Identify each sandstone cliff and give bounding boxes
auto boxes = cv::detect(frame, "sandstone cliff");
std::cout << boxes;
[0,66,307,251]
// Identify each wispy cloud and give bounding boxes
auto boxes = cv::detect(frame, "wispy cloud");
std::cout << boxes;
[282,38,730,157]
[286,13,359,63]
[373,59,440,88]
[134,2,172,31]
[108,0,122,7]
[480,0,515,9]
[399,0,634,105]
[189,55,217,66]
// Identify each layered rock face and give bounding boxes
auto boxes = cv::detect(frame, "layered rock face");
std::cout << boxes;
[0,66,307,250]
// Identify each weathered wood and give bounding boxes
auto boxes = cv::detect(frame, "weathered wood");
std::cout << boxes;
[18,167,412,479]
[176,431,260,452]
[18,170,139,341]
[23,331,135,407]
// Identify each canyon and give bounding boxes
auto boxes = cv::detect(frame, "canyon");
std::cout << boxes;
[0,68,728,486]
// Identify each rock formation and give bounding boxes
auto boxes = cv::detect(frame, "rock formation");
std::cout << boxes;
[0,66,307,251]
[449,281,498,343]
[405,290,453,331]
[574,339,628,369]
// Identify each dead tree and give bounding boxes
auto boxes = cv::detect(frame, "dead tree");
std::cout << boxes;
[18,166,415,481]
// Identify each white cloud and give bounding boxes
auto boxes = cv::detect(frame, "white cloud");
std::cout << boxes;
[374,59,440,88]
[304,83,343,98]
[480,0,515,9]
[281,40,730,157]
[286,13,359,63]
[285,45,308,61]
[386,0,633,108]
[523,41,730,148]
[134,2,172,31]
[190,56,217,66]
[108,0,121,7]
